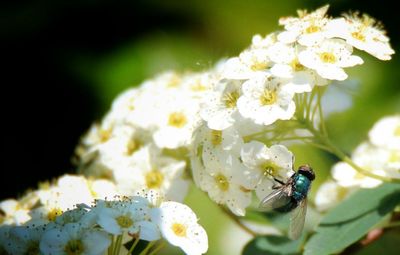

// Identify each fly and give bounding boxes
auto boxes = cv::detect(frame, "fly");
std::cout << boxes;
[259,164,315,240]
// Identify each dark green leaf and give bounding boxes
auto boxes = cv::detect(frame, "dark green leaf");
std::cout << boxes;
[304,183,400,255]
[243,235,305,255]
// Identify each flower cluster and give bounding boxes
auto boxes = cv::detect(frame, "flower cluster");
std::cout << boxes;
[0,4,396,254]
[0,179,208,255]
[315,115,400,211]
[191,5,394,216]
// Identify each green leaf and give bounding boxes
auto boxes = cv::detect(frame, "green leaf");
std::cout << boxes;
[304,183,400,255]
[243,235,305,255]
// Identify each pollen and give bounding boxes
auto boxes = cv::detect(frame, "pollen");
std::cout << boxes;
[250,61,268,71]
[222,91,240,108]
[167,75,181,88]
[145,170,164,189]
[215,174,229,191]
[351,31,366,42]
[260,161,279,177]
[191,80,207,91]
[305,24,321,34]
[168,112,187,128]
[64,239,84,255]
[47,208,63,221]
[260,89,277,105]
[389,151,400,163]
[171,223,187,237]
[26,241,40,255]
[116,215,134,228]
[290,58,305,72]
[320,52,337,63]
[126,139,142,156]
[394,126,400,136]
[98,128,112,143]
[210,130,223,146]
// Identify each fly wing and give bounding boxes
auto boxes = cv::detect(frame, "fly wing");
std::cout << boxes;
[259,185,292,212]
[288,199,307,240]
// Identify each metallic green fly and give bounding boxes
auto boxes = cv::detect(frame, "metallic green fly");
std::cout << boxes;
[259,164,315,240]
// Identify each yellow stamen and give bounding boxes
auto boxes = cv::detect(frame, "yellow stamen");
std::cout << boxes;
[351,31,366,42]
[64,240,84,255]
[168,112,187,128]
[290,58,305,72]
[305,24,321,34]
[171,223,187,237]
[320,52,336,63]
[145,170,164,189]
[126,139,142,155]
[215,174,229,191]
[116,215,134,228]
[47,208,63,221]
[222,91,240,108]
[210,130,223,146]
[250,61,268,71]
[260,89,277,105]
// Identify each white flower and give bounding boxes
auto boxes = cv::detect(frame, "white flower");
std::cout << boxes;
[152,90,201,149]
[113,145,189,202]
[314,180,351,212]
[331,143,387,188]
[266,42,327,92]
[96,197,160,241]
[3,225,45,255]
[369,115,400,150]
[197,151,251,216]
[237,75,296,125]
[0,199,32,226]
[278,5,331,46]
[200,80,243,130]
[327,14,394,60]
[40,223,111,255]
[222,48,271,80]
[151,201,208,255]
[298,38,363,81]
[240,141,294,200]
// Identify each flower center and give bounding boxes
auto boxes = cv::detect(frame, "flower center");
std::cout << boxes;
[394,126,400,136]
[290,58,305,72]
[260,89,277,105]
[210,130,223,146]
[351,31,366,42]
[250,61,268,71]
[168,112,187,128]
[145,170,164,189]
[47,208,63,221]
[215,174,229,191]
[126,139,142,156]
[26,242,40,255]
[116,215,134,228]
[320,52,336,63]
[64,240,84,255]
[222,91,240,108]
[305,24,321,34]
[260,162,279,177]
[389,151,400,163]
[167,75,181,88]
[191,80,207,91]
[171,223,187,237]
[99,128,112,143]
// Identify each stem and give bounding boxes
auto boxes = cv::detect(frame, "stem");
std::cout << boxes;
[108,235,115,255]
[305,122,400,183]
[126,237,140,255]
[114,235,123,255]
[147,241,166,255]
[138,241,156,255]
[219,205,257,236]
